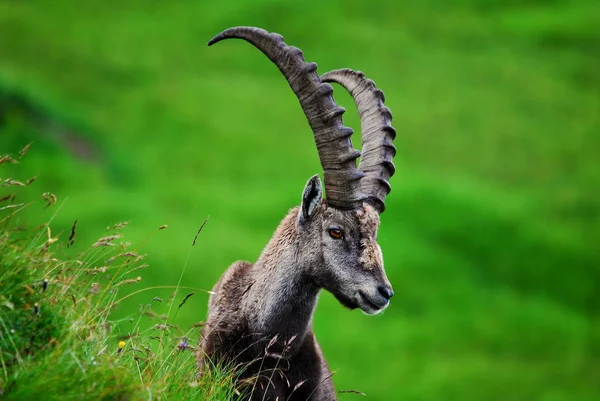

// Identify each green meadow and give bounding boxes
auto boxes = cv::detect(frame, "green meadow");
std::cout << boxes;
[1,0,599,399]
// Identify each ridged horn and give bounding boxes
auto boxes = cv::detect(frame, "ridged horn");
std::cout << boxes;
[209,27,364,209]
[321,68,396,213]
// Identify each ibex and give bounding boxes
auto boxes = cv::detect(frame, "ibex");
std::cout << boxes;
[197,27,396,401]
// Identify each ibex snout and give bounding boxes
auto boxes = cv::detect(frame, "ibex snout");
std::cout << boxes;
[357,281,393,315]
[379,285,394,300]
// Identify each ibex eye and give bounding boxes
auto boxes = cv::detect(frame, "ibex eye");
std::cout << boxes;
[328,228,344,239]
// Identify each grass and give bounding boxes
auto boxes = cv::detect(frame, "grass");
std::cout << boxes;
[0,149,242,400]
[0,0,599,399]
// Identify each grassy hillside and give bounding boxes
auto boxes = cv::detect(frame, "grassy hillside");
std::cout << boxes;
[1,0,599,399]
[0,162,240,400]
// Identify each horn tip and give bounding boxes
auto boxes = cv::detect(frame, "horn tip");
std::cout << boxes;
[322,68,365,81]
[207,36,220,46]
[207,29,234,46]
[208,26,272,46]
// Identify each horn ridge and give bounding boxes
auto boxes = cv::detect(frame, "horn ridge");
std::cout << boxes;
[209,27,365,209]
[322,68,397,213]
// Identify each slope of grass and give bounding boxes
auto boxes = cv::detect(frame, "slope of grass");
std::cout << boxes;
[0,0,599,399]
[0,149,241,400]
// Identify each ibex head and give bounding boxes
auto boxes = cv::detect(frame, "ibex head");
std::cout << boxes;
[209,28,396,315]
[297,175,393,314]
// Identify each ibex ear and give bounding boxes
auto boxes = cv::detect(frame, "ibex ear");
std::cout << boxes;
[300,175,323,223]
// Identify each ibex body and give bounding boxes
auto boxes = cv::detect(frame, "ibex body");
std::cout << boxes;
[197,27,397,401]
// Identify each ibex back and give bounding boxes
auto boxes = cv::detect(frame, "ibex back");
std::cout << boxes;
[197,26,397,401]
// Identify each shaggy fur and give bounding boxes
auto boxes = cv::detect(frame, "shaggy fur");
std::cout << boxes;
[196,177,393,401]
[357,204,384,270]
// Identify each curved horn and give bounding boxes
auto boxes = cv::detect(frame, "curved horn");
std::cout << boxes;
[209,27,364,209]
[321,69,396,213]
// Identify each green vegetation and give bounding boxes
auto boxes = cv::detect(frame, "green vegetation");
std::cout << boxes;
[0,153,241,400]
[1,0,599,399]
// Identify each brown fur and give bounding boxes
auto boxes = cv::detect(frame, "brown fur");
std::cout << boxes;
[197,180,393,401]
[357,204,384,270]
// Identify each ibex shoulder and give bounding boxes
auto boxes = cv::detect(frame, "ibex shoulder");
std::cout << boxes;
[208,260,254,311]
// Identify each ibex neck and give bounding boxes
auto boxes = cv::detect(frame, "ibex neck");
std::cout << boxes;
[249,209,319,343]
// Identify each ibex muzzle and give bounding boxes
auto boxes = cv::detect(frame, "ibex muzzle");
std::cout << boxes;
[198,27,397,401]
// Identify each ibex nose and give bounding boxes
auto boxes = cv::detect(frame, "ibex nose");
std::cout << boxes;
[378,285,394,300]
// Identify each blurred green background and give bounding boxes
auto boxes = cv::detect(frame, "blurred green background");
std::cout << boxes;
[1,1,599,399]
